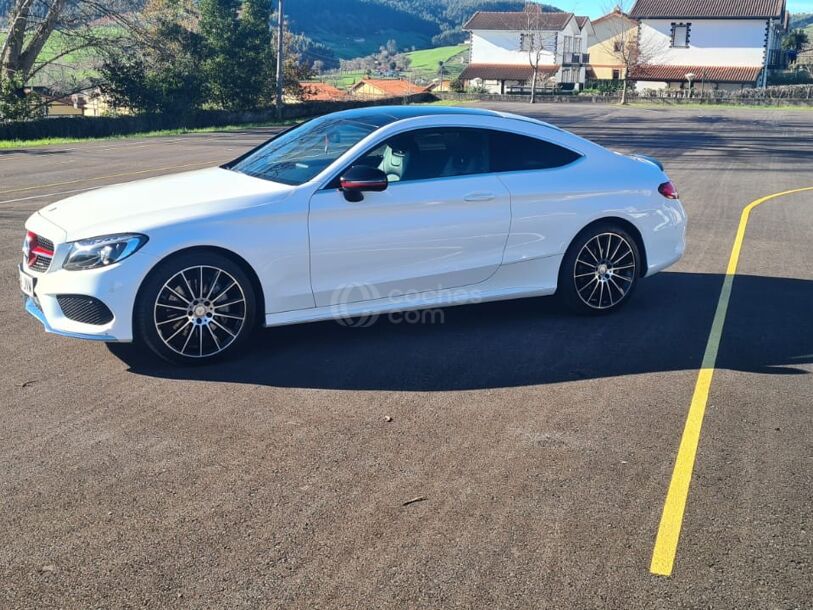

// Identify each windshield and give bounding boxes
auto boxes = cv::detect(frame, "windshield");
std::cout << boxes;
[226,117,380,185]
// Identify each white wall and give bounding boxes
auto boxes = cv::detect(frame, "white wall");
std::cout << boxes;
[470,29,556,65]
[638,18,768,67]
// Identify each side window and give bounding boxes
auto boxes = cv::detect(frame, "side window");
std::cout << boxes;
[374,128,491,183]
[489,131,581,172]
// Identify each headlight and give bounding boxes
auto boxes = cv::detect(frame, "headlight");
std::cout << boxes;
[63,233,148,271]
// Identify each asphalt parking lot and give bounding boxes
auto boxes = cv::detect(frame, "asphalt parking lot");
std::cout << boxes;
[1,104,811,608]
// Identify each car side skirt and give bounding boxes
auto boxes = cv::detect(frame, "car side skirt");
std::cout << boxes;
[263,254,563,328]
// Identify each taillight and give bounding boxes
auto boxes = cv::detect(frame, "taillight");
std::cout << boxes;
[658,182,679,200]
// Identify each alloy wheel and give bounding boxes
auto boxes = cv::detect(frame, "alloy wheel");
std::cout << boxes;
[573,232,636,310]
[153,265,247,358]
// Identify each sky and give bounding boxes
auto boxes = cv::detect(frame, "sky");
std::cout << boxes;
[558,0,813,19]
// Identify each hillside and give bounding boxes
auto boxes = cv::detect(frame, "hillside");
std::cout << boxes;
[405,44,469,80]
[789,12,813,37]
[287,0,562,60]
[1,0,563,75]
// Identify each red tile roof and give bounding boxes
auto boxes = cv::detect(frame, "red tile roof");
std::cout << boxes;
[629,0,785,19]
[460,63,559,81]
[299,82,347,101]
[630,64,763,83]
[464,10,574,31]
[350,79,427,96]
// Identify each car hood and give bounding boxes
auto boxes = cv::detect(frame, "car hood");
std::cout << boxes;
[37,167,295,240]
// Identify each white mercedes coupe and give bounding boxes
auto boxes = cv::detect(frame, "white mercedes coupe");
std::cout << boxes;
[21,106,686,364]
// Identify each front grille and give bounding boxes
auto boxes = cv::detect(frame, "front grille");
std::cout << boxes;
[57,295,114,325]
[30,255,52,272]
[37,236,54,252]
[24,232,55,273]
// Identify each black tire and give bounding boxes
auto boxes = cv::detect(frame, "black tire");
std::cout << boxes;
[558,222,641,315]
[134,251,258,365]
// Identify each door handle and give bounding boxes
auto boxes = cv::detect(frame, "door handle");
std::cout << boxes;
[464,192,496,202]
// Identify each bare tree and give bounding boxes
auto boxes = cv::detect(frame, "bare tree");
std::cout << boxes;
[595,2,665,104]
[1,0,133,103]
[521,3,557,103]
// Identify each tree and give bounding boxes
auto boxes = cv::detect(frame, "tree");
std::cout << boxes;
[0,0,133,120]
[100,0,205,114]
[597,2,664,104]
[271,28,314,99]
[521,3,557,103]
[783,29,810,53]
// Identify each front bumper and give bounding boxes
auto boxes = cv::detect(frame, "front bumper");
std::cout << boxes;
[20,248,153,343]
[24,295,119,342]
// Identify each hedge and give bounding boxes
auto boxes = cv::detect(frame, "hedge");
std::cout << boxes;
[0,93,435,142]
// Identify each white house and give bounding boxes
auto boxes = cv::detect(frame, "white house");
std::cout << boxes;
[460,7,593,94]
[629,0,788,91]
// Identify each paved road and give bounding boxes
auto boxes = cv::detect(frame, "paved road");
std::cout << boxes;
[1,105,811,608]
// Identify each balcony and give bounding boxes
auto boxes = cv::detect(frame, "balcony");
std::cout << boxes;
[562,53,590,66]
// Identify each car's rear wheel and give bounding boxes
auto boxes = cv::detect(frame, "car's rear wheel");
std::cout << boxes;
[558,223,641,314]
[134,252,257,365]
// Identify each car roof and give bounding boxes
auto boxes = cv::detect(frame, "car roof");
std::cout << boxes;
[326,105,503,128]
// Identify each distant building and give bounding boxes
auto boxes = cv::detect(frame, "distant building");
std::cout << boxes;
[295,82,348,102]
[629,0,788,91]
[427,79,453,92]
[459,7,593,94]
[348,79,428,98]
[587,8,638,82]
[44,95,85,117]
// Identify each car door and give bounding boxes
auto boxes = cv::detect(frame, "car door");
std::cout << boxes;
[308,127,511,307]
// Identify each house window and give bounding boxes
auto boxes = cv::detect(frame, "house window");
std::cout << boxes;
[612,69,621,80]
[671,23,690,48]
[520,33,534,51]
[613,41,622,52]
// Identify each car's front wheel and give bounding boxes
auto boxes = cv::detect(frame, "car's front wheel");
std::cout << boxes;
[558,223,641,314]
[134,251,257,365]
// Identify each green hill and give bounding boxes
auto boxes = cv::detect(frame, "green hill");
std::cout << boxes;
[790,12,813,37]
[404,44,469,80]
[287,0,561,60]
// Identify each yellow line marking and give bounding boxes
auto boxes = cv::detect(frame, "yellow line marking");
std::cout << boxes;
[650,186,813,577]
[0,161,217,196]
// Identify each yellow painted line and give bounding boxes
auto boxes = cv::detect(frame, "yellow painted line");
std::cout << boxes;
[650,186,813,577]
[0,160,217,196]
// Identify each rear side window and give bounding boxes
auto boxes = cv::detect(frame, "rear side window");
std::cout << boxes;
[490,131,581,173]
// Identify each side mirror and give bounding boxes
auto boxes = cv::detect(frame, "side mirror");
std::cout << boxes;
[339,165,388,202]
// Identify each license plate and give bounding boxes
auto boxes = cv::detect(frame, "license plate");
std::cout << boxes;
[19,268,35,298]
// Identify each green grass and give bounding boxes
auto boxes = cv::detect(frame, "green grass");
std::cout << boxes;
[404,44,468,80]
[0,119,300,150]
[318,70,367,89]
[0,27,122,86]
[316,44,470,91]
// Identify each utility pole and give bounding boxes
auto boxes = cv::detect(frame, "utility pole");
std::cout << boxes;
[275,0,284,119]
